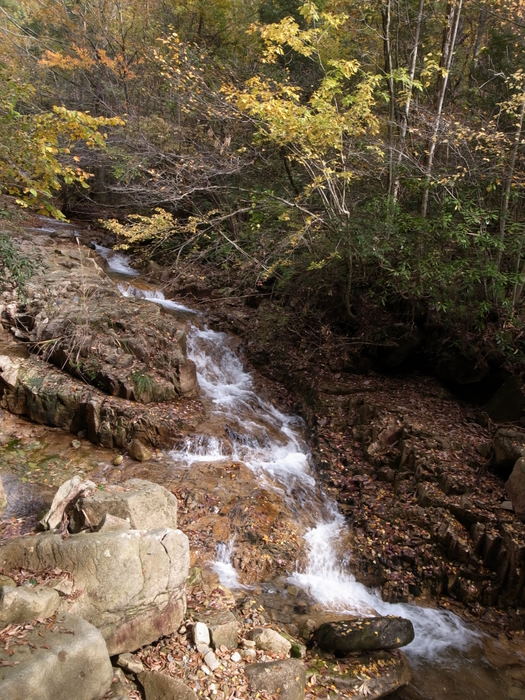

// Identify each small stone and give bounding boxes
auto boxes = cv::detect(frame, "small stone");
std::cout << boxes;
[196,642,211,655]
[116,652,144,675]
[198,609,240,650]
[112,455,124,466]
[241,649,257,660]
[139,671,198,699]
[193,621,210,647]
[71,440,81,449]
[242,639,256,648]
[230,652,242,663]
[204,650,220,672]
[247,628,292,656]
[127,439,153,462]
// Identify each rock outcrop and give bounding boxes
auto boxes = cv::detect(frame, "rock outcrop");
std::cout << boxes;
[0,228,203,453]
[0,477,189,655]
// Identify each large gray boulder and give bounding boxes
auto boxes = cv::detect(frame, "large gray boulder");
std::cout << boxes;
[75,479,178,531]
[0,613,112,700]
[313,617,414,655]
[247,627,292,655]
[0,528,189,654]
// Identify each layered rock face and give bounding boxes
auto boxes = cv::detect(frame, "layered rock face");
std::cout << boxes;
[0,228,203,452]
[331,392,525,612]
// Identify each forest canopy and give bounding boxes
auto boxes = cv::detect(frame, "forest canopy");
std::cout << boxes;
[0,0,524,355]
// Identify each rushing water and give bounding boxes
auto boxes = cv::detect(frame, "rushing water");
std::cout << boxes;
[98,243,481,664]
[182,326,480,661]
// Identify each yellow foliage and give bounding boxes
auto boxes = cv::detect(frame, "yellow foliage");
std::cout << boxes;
[0,71,124,217]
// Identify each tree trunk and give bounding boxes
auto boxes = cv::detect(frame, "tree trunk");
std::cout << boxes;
[497,91,525,274]
[382,0,396,198]
[393,0,425,201]
[421,0,463,217]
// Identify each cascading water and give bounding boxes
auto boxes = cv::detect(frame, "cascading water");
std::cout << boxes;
[106,251,481,662]
[185,325,480,661]
[212,538,253,590]
[117,282,195,313]
[93,243,140,276]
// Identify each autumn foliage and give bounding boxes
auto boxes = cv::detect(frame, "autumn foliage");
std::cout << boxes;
[0,0,524,354]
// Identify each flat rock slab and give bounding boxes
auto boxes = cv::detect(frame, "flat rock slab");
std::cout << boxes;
[75,478,179,531]
[314,617,415,654]
[246,659,306,700]
[0,613,113,700]
[0,527,189,654]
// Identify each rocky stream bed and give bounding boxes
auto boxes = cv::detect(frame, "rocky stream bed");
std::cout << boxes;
[0,210,524,699]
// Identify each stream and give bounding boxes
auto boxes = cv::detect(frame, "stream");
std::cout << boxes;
[90,243,518,696]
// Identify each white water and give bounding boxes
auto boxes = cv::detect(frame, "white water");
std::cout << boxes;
[117,283,195,313]
[112,251,480,662]
[185,325,480,660]
[212,538,253,590]
[93,243,140,276]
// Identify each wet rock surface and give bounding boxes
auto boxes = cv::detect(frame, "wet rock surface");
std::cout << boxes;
[313,617,415,654]
[228,301,525,620]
